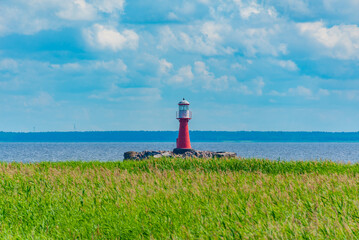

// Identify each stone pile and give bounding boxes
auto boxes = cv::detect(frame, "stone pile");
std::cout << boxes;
[124,150,237,160]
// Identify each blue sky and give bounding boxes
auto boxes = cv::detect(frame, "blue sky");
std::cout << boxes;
[0,0,359,131]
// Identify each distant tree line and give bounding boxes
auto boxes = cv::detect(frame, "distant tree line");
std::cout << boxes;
[0,131,358,142]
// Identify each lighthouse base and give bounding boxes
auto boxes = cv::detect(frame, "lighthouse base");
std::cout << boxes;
[173,148,195,154]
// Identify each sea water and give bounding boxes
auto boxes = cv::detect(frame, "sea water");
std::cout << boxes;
[0,142,358,163]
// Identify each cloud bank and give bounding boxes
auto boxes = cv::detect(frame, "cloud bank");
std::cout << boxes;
[0,0,358,131]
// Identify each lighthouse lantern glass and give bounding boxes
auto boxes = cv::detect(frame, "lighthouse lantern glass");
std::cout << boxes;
[179,105,189,111]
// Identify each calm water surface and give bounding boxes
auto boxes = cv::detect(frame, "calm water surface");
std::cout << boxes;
[0,142,358,163]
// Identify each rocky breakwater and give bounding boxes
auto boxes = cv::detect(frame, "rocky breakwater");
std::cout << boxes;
[124,149,238,160]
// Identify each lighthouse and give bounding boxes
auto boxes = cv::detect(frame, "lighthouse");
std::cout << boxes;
[174,98,193,154]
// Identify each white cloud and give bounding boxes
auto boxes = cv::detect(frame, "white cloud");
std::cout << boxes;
[266,0,309,15]
[239,27,287,57]
[90,86,161,102]
[175,2,196,15]
[94,59,127,72]
[56,0,97,21]
[62,62,82,71]
[269,90,286,97]
[168,66,194,85]
[288,86,312,97]
[298,21,359,59]
[0,78,23,91]
[84,24,139,51]
[158,59,173,74]
[234,77,265,96]
[332,90,359,101]
[252,77,265,95]
[318,88,330,96]
[194,61,207,74]
[157,24,234,56]
[233,0,261,19]
[270,87,330,100]
[91,0,125,14]
[232,0,279,20]
[240,6,260,19]
[322,0,359,22]
[0,6,52,35]
[201,22,224,43]
[155,2,287,58]
[167,61,263,93]
[55,0,126,20]
[231,63,245,70]
[167,12,179,20]
[236,84,252,95]
[0,0,126,36]
[289,86,330,99]
[197,0,211,4]
[61,59,127,73]
[194,61,229,91]
[275,60,299,71]
[25,92,55,107]
[0,59,18,72]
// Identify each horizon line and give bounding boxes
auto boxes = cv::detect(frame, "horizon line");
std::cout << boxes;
[1,131,359,134]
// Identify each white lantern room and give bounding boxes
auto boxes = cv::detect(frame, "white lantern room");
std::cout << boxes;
[176,98,192,119]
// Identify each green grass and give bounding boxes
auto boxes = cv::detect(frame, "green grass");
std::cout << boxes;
[0,158,359,239]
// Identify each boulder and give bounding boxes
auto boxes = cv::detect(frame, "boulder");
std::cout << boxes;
[124,150,238,160]
[214,152,237,158]
[123,151,138,160]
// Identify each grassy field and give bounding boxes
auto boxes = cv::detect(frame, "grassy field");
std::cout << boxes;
[0,158,359,239]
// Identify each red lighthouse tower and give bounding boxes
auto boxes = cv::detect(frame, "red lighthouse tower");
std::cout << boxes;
[174,98,193,154]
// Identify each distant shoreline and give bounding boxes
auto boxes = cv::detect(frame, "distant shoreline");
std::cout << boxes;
[0,131,359,142]
[1,141,359,143]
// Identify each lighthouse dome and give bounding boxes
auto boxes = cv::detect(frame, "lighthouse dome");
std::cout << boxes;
[178,98,190,105]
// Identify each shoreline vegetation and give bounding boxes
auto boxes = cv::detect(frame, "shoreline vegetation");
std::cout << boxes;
[1,158,359,238]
